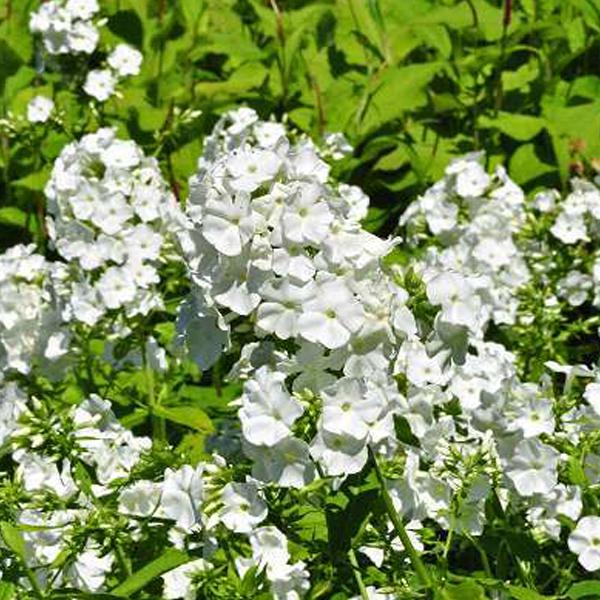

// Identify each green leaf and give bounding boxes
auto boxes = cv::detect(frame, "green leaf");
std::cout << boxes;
[445,581,486,600]
[111,549,190,597]
[0,207,27,229]
[11,169,50,192]
[506,584,555,600]
[0,582,16,600]
[179,383,242,409]
[479,112,545,141]
[508,143,555,184]
[566,581,600,599]
[153,405,214,434]
[0,522,26,560]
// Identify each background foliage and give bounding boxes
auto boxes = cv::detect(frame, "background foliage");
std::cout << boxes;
[1,0,599,248]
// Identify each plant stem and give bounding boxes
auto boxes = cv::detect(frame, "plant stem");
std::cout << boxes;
[370,448,445,597]
[348,549,370,600]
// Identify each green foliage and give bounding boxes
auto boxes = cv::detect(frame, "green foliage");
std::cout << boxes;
[1,0,599,246]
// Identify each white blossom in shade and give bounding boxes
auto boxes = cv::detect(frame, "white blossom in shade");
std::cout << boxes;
[557,270,593,307]
[249,526,290,569]
[160,464,205,529]
[202,192,254,256]
[507,391,555,438]
[15,453,77,499]
[27,95,54,123]
[568,516,600,572]
[310,429,368,476]
[118,480,162,517]
[584,382,600,416]
[245,437,315,488]
[238,366,304,447]
[83,69,117,101]
[297,276,365,349]
[162,559,208,600]
[218,481,268,533]
[64,545,113,592]
[395,339,447,387]
[256,279,316,339]
[505,439,560,497]
[0,384,27,448]
[107,43,143,77]
[226,147,281,192]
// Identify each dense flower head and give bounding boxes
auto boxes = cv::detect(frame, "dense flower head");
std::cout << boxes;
[45,128,182,325]
[400,152,530,328]
[0,244,69,377]
[30,0,100,55]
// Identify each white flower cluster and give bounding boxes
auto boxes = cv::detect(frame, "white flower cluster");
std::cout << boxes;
[0,244,69,378]
[400,152,530,327]
[30,0,100,55]
[30,1,142,102]
[178,107,384,368]
[174,112,599,577]
[45,128,181,327]
[0,385,309,598]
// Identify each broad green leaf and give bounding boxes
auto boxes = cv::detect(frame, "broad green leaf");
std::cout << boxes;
[361,62,442,131]
[179,383,242,409]
[0,522,26,560]
[479,112,545,141]
[506,585,555,600]
[0,582,15,600]
[153,405,215,433]
[0,207,27,229]
[445,581,486,600]
[566,581,600,599]
[11,169,50,192]
[111,549,190,597]
[509,143,555,184]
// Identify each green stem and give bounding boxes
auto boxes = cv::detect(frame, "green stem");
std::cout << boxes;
[370,448,444,597]
[23,563,45,599]
[348,549,369,600]
[143,348,165,442]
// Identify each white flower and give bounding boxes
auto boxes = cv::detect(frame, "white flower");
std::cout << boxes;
[218,481,268,533]
[27,96,54,123]
[83,69,117,102]
[506,439,560,497]
[256,279,316,339]
[64,545,113,592]
[162,559,208,600]
[202,193,254,256]
[320,377,383,440]
[246,437,314,488]
[107,43,143,77]
[160,464,205,529]
[66,0,99,19]
[310,429,368,476]
[584,382,600,416]
[297,276,365,349]
[118,480,162,517]
[568,516,600,571]
[226,147,281,192]
[96,266,137,309]
[239,366,304,447]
